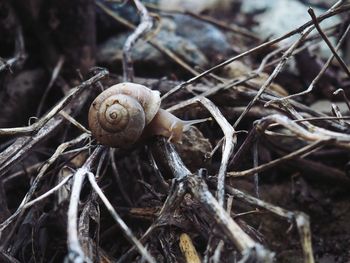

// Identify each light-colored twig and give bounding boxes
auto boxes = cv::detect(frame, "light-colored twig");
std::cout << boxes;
[67,146,104,263]
[60,111,91,134]
[188,175,274,261]
[257,114,350,144]
[67,168,91,263]
[295,213,315,263]
[123,0,153,81]
[167,97,236,206]
[228,140,326,177]
[179,233,201,263]
[23,173,74,208]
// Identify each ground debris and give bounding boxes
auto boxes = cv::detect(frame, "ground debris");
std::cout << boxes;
[0,0,350,262]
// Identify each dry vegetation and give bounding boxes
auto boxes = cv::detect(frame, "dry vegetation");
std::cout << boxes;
[0,0,350,262]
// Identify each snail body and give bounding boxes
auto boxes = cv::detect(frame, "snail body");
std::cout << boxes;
[88,82,206,148]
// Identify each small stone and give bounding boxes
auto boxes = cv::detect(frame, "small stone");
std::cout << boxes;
[172,14,233,61]
[97,30,208,69]
[241,0,341,59]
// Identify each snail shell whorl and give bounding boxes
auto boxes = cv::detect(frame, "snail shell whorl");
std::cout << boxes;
[88,82,161,148]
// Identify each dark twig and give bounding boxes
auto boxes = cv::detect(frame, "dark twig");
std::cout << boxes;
[252,140,259,198]
[144,3,260,40]
[184,12,260,41]
[308,8,350,78]
[36,55,65,117]
[110,149,133,206]
[331,104,346,125]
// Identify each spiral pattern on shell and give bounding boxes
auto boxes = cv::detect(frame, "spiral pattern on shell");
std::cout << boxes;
[88,83,161,148]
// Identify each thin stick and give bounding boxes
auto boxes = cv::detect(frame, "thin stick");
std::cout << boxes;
[295,213,315,263]
[233,23,316,128]
[87,172,156,263]
[59,111,91,134]
[36,56,65,116]
[252,140,259,197]
[23,173,74,208]
[144,3,259,40]
[67,168,91,263]
[185,12,260,40]
[227,140,325,177]
[258,114,350,143]
[110,149,133,206]
[334,89,350,111]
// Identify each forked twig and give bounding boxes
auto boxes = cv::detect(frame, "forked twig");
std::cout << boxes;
[308,8,350,77]
[266,21,350,103]
[157,140,273,261]
[168,97,236,206]
[188,174,274,262]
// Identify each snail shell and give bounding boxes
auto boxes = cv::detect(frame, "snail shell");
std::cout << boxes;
[88,82,161,148]
[89,82,208,148]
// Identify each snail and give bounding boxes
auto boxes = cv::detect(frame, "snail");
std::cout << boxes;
[88,82,206,148]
